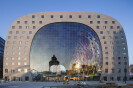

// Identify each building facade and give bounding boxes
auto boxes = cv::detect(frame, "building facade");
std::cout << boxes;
[3,12,129,81]
[129,65,133,75]
[0,37,5,79]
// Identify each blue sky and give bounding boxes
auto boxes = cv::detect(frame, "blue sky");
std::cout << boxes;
[0,0,133,65]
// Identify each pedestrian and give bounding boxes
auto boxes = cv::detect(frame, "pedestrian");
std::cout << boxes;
[67,79,69,84]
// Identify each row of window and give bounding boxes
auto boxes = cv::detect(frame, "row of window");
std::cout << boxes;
[5,57,27,60]
[5,50,28,55]
[103,76,124,81]
[16,20,117,25]
[104,68,127,74]
[5,68,27,73]
[105,61,127,66]
[105,57,127,60]
[5,62,27,66]
[31,15,102,19]
[12,26,36,29]
[104,51,127,55]
[8,36,30,40]
[5,52,27,55]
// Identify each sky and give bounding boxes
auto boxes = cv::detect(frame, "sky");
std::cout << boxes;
[0,0,133,65]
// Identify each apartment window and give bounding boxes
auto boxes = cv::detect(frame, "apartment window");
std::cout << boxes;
[123,47,126,50]
[110,26,113,29]
[22,31,26,34]
[104,41,107,44]
[12,47,15,50]
[12,52,15,55]
[105,21,108,24]
[117,77,121,81]
[113,31,116,34]
[24,52,27,55]
[17,21,20,24]
[32,15,35,18]
[29,31,32,34]
[96,26,99,29]
[24,62,27,65]
[112,57,115,60]
[105,69,108,73]
[8,36,11,39]
[14,36,17,39]
[112,69,115,73]
[60,15,63,18]
[118,57,121,60]
[5,69,8,73]
[88,15,91,18]
[24,69,27,73]
[27,36,30,39]
[79,15,82,18]
[18,57,21,60]
[19,41,22,45]
[24,21,28,24]
[121,36,124,40]
[32,21,35,24]
[18,62,21,65]
[97,15,100,18]
[122,41,126,45]
[90,21,93,24]
[9,31,12,34]
[120,31,123,34]
[12,62,15,65]
[105,62,108,65]
[6,46,9,49]
[7,41,10,44]
[117,26,120,29]
[13,41,16,44]
[25,41,28,45]
[116,41,119,44]
[26,26,29,29]
[39,21,42,24]
[97,21,100,24]
[16,31,19,34]
[103,26,106,29]
[100,31,103,34]
[20,36,23,39]
[107,31,110,34]
[5,63,8,65]
[105,57,108,60]
[118,69,121,73]
[18,69,21,72]
[69,15,72,18]
[24,57,27,60]
[41,15,44,18]
[112,21,115,24]
[118,62,121,65]
[51,15,54,18]
[105,47,108,49]
[123,52,126,55]
[12,26,15,29]
[33,26,36,29]
[18,47,21,50]
[115,36,118,39]
[105,52,108,55]
[102,36,105,39]
[24,46,28,50]
[18,52,21,55]
[110,77,114,81]
[11,69,15,73]
[19,26,22,29]
[5,57,8,60]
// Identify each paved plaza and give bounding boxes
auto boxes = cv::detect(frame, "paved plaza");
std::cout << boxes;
[0,81,133,88]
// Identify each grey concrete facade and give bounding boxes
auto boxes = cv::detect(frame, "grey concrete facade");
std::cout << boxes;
[3,12,129,81]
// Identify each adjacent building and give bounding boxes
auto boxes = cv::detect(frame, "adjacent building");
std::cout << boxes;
[0,37,5,79]
[3,12,129,81]
[129,64,133,75]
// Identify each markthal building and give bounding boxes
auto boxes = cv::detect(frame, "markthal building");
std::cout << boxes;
[3,12,129,81]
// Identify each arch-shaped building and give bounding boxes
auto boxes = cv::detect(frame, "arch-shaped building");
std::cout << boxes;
[3,12,129,81]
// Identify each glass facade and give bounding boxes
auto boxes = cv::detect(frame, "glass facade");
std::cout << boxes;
[30,22,102,80]
[0,37,5,78]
